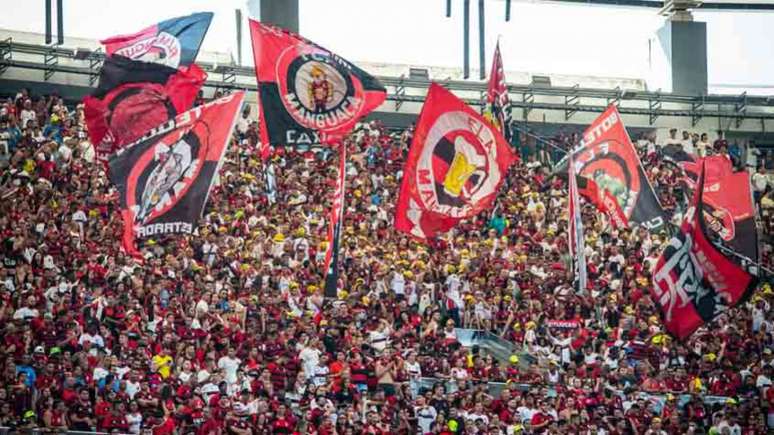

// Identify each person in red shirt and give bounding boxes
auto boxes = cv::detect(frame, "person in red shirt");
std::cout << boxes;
[197,407,222,435]
[100,403,129,433]
[530,401,555,433]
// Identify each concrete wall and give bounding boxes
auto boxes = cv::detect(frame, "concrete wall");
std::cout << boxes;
[656,20,708,96]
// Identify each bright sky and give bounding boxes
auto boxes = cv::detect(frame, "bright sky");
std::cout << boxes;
[1,0,773,92]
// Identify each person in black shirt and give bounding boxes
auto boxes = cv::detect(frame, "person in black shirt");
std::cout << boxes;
[68,388,94,431]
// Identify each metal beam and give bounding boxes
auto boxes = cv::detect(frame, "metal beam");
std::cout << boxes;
[565,84,580,120]
[479,0,486,80]
[4,40,774,124]
[691,99,704,127]
[463,0,470,79]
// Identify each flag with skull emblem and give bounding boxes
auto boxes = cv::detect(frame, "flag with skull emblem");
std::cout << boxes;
[394,83,518,241]
[109,92,244,257]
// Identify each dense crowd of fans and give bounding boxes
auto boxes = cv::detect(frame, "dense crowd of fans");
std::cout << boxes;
[0,88,773,434]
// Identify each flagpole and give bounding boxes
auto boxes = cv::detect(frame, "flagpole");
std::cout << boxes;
[711,239,774,278]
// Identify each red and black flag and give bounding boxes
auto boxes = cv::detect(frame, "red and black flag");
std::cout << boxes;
[84,56,206,164]
[395,83,517,241]
[323,145,347,298]
[664,153,756,262]
[555,105,666,231]
[101,12,213,68]
[486,41,511,142]
[108,92,244,257]
[651,162,759,340]
[700,169,758,263]
[249,20,386,158]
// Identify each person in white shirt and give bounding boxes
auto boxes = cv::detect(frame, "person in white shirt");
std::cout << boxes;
[465,402,490,426]
[299,339,322,381]
[681,130,695,155]
[696,133,710,157]
[217,347,242,385]
[368,319,392,354]
[752,166,769,210]
[311,355,330,387]
[126,402,143,434]
[414,396,437,434]
[664,128,681,146]
[390,269,405,296]
[404,352,422,398]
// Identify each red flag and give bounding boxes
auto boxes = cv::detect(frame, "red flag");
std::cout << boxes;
[84,56,206,164]
[486,42,511,141]
[108,93,244,257]
[680,154,733,189]
[395,83,517,241]
[558,105,666,231]
[323,144,347,298]
[651,163,759,340]
[248,20,386,158]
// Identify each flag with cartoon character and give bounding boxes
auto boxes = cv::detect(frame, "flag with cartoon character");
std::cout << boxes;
[109,92,244,257]
[249,20,386,158]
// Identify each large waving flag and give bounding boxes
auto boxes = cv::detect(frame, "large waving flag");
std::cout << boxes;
[249,20,386,158]
[486,41,511,142]
[102,12,213,68]
[555,105,666,231]
[395,83,517,241]
[109,92,244,257]
[568,154,588,292]
[323,145,347,298]
[84,56,206,164]
[663,153,757,263]
[652,162,759,340]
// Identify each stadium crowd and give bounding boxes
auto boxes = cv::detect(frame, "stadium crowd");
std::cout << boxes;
[0,88,773,435]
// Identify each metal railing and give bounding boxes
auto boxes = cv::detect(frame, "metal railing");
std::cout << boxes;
[2,38,774,125]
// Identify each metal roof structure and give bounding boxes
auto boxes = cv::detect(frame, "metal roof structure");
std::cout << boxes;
[2,37,774,132]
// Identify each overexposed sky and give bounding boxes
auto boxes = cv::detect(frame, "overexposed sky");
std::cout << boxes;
[1,0,773,91]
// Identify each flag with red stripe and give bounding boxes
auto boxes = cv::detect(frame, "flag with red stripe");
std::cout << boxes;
[568,154,588,292]
[651,162,759,340]
[323,144,347,297]
[486,42,511,142]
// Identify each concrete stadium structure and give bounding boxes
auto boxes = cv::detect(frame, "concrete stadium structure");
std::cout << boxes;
[3,28,774,147]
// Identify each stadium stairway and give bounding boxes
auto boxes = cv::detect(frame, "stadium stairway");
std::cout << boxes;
[453,328,537,369]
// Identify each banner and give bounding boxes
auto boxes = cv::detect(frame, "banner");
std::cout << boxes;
[486,41,511,142]
[84,56,206,164]
[546,320,581,329]
[568,154,588,292]
[109,92,244,257]
[395,83,517,241]
[651,163,759,340]
[249,20,386,157]
[323,145,347,298]
[556,105,666,231]
[102,12,213,68]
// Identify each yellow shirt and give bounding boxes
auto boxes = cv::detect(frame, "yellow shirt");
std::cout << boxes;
[152,354,173,379]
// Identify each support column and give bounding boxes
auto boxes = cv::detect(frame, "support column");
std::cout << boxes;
[248,0,299,33]
[656,19,708,95]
